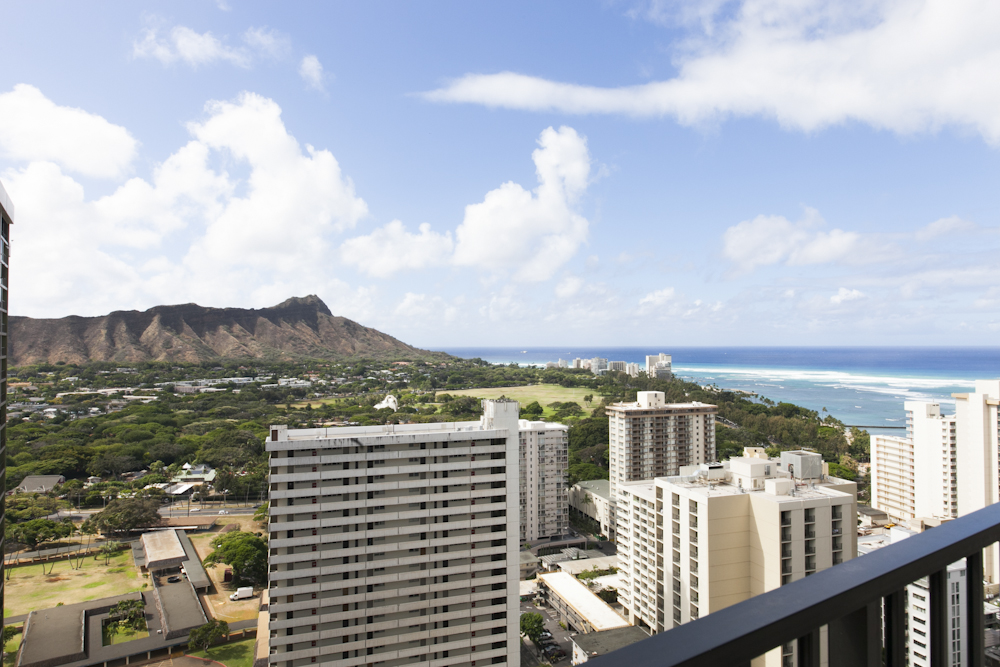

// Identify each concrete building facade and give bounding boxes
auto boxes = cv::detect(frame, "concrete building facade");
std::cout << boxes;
[569,480,612,538]
[265,399,521,667]
[616,450,856,667]
[518,420,569,542]
[872,401,958,524]
[607,392,717,505]
[0,179,12,613]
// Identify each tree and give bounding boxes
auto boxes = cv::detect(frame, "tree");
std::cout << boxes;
[521,401,543,417]
[5,518,74,550]
[2,625,19,661]
[82,498,162,536]
[253,501,269,523]
[519,612,545,643]
[188,619,229,652]
[203,530,267,586]
[5,494,66,523]
[108,599,146,633]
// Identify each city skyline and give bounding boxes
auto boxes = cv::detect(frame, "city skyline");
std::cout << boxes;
[2,2,1000,347]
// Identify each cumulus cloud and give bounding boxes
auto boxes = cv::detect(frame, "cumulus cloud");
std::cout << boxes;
[339,125,593,283]
[3,87,368,317]
[0,84,137,179]
[340,221,453,278]
[722,208,860,272]
[639,287,676,306]
[830,287,864,304]
[425,0,1000,143]
[299,55,326,91]
[133,23,289,68]
[394,293,458,323]
[453,126,591,282]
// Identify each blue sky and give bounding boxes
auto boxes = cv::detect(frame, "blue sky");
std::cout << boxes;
[2,1,999,347]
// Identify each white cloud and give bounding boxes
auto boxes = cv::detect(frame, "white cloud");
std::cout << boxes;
[722,208,860,272]
[134,25,251,67]
[453,126,591,282]
[133,23,289,69]
[0,84,137,179]
[244,27,289,58]
[394,293,458,324]
[340,221,453,278]
[915,215,979,241]
[555,275,584,298]
[830,287,864,304]
[4,88,369,317]
[299,55,326,91]
[425,0,1000,144]
[639,287,676,306]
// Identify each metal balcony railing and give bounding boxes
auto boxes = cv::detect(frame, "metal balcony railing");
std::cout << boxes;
[587,501,1000,667]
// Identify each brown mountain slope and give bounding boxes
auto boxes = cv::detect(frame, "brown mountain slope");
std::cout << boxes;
[10,295,442,365]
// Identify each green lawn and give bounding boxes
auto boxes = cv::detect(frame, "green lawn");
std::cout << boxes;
[438,384,597,418]
[3,551,144,618]
[3,631,21,667]
[102,620,149,646]
[189,638,255,667]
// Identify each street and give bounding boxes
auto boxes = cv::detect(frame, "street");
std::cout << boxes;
[521,598,575,664]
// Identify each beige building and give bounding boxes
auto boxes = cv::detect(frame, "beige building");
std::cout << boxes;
[569,479,612,538]
[607,391,717,505]
[519,420,569,542]
[536,571,629,634]
[265,399,521,667]
[644,354,672,379]
[616,449,856,667]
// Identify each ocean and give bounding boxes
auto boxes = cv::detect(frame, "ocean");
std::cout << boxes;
[432,347,1000,435]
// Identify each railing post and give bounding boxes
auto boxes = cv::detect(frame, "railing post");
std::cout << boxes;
[797,628,820,667]
[829,600,880,666]
[930,569,949,666]
[967,550,985,667]
[884,591,906,667]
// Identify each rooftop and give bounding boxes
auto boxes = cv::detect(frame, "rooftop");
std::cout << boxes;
[557,555,619,576]
[618,480,656,503]
[538,571,629,632]
[519,419,569,431]
[574,478,610,500]
[140,530,186,571]
[572,625,650,659]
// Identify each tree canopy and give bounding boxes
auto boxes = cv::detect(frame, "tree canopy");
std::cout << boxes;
[189,620,229,652]
[203,530,267,587]
[5,518,74,550]
[82,497,162,536]
[519,612,545,643]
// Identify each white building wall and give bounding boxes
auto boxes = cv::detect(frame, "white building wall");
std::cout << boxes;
[265,399,521,667]
[519,420,569,542]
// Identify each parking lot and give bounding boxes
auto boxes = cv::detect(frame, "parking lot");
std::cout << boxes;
[520,598,575,664]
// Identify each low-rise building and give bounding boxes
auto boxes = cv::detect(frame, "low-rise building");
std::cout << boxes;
[15,475,65,493]
[570,479,612,537]
[537,571,629,634]
[570,625,649,665]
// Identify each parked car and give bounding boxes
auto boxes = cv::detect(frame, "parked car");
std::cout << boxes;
[539,631,552,639]
[218,509,230,515]
[167,575,182,583]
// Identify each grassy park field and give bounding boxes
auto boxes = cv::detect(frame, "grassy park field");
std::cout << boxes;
[437,385,596,418]
[188,637,256,667]
[2,551,144,618]
[188,517,263,623]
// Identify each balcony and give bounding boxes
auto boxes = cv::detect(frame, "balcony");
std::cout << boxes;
[586,501,1000,667]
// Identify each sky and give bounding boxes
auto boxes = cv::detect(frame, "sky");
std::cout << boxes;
[2,1,1000,348]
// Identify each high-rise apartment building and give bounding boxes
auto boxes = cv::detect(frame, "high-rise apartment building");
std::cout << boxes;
[871,401,957,523]
[518,419,568,542]
[607,392,716,504]
[644,354,672,379]
[0,180,12,614]
[616,450,856,667]
[265,399,521,667]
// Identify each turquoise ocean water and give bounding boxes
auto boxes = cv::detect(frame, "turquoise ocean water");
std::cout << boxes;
[432,347,1000,435]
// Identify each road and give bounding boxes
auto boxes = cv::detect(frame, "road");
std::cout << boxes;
[521,598,575,664]
[48,502,260,520]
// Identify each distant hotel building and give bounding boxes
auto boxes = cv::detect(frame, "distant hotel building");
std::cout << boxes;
[607,392,717,506]
[645,354,672,379]
[518,419,569,542]
[266,400,521,667]
[0,180,12,612]
[616,449,857,667]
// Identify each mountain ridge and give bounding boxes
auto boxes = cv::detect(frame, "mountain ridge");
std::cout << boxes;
[10,295,441,365]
